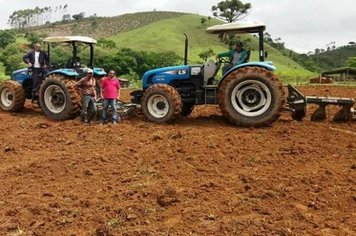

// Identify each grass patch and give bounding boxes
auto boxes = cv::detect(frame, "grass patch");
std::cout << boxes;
[0,75,9,83]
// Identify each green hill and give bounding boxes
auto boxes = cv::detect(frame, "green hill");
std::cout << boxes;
[310,45,356,72]
[108,14,314,82]
[30,11,185,38]
[12,11,314,83]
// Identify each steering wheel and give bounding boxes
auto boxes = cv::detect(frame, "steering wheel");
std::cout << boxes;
[217,56,230,64]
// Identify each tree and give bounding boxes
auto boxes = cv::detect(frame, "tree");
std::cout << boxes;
[2,43,27,74]
[0,30,16,48]
[97,39,116,49]
[200,18,207,26]
[62,14,71,22]
[199,49,215,61]
[212,0,251,23]
[72,12,85,21]
[24,32,47,47]
[347,57,356,68]
[91,17,98,29]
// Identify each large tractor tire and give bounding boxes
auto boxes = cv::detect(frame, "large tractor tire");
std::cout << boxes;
[141,84,182,123]
[0,80,25,112]
[181,103,194,116]
[218,66,285,127]
[39,74,81,120]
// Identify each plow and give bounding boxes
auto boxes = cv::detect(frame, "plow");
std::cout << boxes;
[102,86,356,124]
[95,99,139,121]
[287,85,356,122]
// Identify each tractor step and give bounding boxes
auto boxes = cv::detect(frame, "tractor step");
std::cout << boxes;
[287,84,355,122]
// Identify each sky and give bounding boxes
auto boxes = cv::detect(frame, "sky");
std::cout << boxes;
[1,0,355,53]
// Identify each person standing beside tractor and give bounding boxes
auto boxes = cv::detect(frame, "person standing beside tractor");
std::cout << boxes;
[76,68,97,124]
[217,42,249,74]
[100,70,121,125]
[23,42,49,104]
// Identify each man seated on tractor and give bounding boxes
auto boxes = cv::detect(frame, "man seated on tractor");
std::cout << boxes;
[23,42,49,104]
[217,42,249,74]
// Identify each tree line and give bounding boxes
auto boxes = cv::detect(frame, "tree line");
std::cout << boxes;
[8,5,69,28]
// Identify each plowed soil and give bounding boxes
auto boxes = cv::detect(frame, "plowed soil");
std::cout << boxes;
[0,85,355,235]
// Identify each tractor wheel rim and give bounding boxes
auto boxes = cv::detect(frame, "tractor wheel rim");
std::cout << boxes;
[231,80,272,117]
[1,88,13,107]
[44,85,66,114]
[147,94,169,118]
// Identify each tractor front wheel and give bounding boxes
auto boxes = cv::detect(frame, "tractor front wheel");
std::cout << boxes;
[141,84,182,123]
[218,67,285,127]
[0,80,25,112]
[39,74,81,120]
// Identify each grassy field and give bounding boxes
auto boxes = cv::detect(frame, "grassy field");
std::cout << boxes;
[109,14,315,83]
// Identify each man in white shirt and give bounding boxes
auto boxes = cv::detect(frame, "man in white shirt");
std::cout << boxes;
[23,43,49,104]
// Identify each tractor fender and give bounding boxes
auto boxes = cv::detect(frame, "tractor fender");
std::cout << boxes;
[93,67,107,76]
[11,68,32,85]
[47,69,79,77]
[218,62,276,87]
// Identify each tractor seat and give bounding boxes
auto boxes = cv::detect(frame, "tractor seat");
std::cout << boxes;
[203,59,221,85]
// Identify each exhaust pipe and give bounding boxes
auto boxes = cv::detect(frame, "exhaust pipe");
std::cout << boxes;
[183,33,188,65]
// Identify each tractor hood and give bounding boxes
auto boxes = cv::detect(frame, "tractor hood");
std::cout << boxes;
[142,65,192,89]
[206,21,266,34]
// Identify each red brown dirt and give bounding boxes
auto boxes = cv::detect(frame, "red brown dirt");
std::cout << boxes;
[0,85,355,235]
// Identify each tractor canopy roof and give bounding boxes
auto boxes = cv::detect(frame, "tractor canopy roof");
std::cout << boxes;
[206,21,266,34]
[43,36,97,44]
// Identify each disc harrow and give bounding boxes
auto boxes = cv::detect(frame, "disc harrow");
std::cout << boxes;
[95,99,139,121]
[287,85,355,122]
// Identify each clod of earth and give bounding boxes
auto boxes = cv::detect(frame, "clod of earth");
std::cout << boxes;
[151,134,163,141]
[157,188,179,207]
[95,224,111,236]
[4,146,14,153]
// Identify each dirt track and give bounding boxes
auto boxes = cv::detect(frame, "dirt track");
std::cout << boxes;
[0,85,355,235]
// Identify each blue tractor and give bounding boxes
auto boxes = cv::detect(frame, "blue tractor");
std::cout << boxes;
[0,36,106,120]
[131,22,285,127]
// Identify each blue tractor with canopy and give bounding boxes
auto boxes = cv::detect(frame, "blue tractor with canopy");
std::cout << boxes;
[0,36,106,120]
[131,22,285,127]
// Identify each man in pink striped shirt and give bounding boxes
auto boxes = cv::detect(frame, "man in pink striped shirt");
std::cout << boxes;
[100,70,121,124]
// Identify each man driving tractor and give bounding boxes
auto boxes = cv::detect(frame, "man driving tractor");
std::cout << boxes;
[217,42,249,74]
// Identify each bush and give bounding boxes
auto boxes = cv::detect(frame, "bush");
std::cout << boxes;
[24,32,47,47]
[2,43,27,74]
[0,30,16,48]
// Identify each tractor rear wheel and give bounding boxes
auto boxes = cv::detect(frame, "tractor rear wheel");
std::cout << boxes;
[39,74,81,120]
[218,66,285,127]
[181,102,194,116]
[141,84,182,123]
[0,80,25,112]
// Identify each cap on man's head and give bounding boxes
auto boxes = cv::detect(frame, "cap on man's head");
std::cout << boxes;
[236,42,243,47]
[87,68,94,74]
